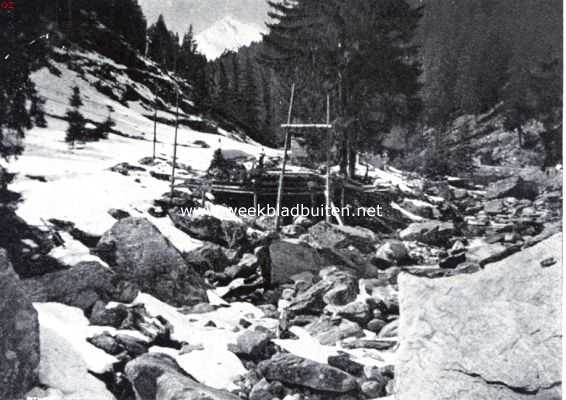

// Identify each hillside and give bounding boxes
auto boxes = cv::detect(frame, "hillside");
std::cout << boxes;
[5,35,278,240]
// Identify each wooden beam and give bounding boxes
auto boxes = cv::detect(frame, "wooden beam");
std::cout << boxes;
[280,124,332,129]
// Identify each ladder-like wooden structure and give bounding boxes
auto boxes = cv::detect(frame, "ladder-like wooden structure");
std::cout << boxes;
[275,84,334,231]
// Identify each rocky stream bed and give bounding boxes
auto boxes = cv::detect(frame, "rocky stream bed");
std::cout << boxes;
[1,167,562,400]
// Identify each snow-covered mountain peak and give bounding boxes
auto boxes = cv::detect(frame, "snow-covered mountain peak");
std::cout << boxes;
[196,15,265,60]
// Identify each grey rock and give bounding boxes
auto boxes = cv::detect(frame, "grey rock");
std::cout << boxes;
[396,234,562,400]
[378,319,399,338]
[89,301,129,327]
[483,198,505,214]
[170,212,248,249]
[287,267,358,314]
[342,338,396,351]
[115,333,148,357]
[486,176,538,200]
[327,354,364,376]
[366,318,387,334]
[375,240,409,265]
[400,198,436,219]
[370,284,399,315]
[268,240,322,284]
[399,221,456,246]
[108,208,131,220]
[329,301,372,325]
[361,380,385,398]
[306,222,378,254]
[184,242,233,274]
[96,217,208,306]
[19,261,124,310]
[125,353,239,399]
[87,332,122,355]
[249,378,275,400]
[236,330,272,358]
[259,353,359,393]
[0,249,40,400]
[305,316,364,345]
[319,246,379,278]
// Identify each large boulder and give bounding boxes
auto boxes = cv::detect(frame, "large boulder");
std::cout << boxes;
[19,260,134,310]
[0,249,40,400]
[235,329,272,358]
[258,353,359,393]
[305,316,364,345]
[36,325,115,400]
[125,352,239,400]
[318,246,379,278]
[267,240,322,284]
[169,212,248,249]
[374,239,409,266]
[399,221,456,246]
[396,233,562,400]
[183,242,234,274]
[287,267,359,315]
[96,218,208,307]
[400,198,437,219]
[304,222,378,254]
[486,176,538,200]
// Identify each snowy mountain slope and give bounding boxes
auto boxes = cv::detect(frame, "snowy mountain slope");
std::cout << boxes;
[196,15,266,60]
[4,44,278,241]
[138,0,269,36]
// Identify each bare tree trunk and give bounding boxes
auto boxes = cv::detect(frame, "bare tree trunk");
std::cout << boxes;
[517,127,523,148]
[67,0,72,37]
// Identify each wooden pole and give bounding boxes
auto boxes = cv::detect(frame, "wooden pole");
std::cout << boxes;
[169,87,180,200]
[325,94,331,223]
[152,99,158,159]
[275,83,295,231]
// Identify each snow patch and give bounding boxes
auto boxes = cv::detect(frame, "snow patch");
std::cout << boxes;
[34,302,118,374]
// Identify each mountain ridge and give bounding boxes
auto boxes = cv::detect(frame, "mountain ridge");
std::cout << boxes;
[137,0,269,35]
[196,15,266,60]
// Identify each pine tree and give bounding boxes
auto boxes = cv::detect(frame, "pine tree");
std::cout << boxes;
[0,0,49,157]
[263,0,422,175]
[147,15,179,70]
[30,94,47,128]
[217,60,232,115]
[65,86,86,146]
[95,107,115,140]
[241,55,260,137]
[261,70,273,141]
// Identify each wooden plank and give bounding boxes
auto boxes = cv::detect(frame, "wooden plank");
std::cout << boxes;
[281,124,333,129]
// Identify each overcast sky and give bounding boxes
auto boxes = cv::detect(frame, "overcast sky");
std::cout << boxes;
[137,0,270,34]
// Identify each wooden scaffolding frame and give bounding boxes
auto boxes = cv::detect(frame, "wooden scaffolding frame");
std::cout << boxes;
[275,84,334,231]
